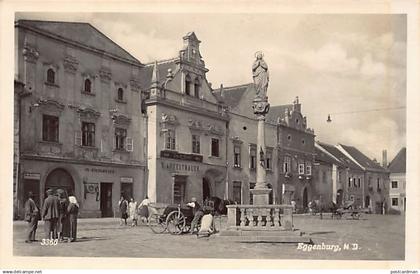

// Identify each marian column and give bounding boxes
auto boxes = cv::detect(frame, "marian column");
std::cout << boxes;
[250,51,271,205]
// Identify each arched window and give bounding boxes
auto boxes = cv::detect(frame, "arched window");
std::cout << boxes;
[84,79,92,93]
[47,68,55,84]
[194,78,200,98]
[185,74,191,96]
[117,88,124,101]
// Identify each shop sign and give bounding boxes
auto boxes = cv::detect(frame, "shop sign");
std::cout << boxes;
[161,161,200,172]
[85,167,115,174]
[160,150,203,162]
[120,177,134,183]
[23,172,41,180]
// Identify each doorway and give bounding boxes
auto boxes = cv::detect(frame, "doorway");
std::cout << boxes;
[202,178,211,201]
[100,183,113,217]
[336,189,343,206]
[45,168,75,196]
[302,187,308,209]
[23,179,40,207]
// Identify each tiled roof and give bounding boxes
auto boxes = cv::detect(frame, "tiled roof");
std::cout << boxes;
[139,59,179,90]
[314,143,343,166]
[318,142,363,171]
[339,144,386,172]
[17,20,141,65]
[388,147,406,173]
[266,104,293,124]
[212,83,252,107]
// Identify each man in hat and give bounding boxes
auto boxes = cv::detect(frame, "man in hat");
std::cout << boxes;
[24,191,40,243]
[187,197,204,234]
[41,189,60,239]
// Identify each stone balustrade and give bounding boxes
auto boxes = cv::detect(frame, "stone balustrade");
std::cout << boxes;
[226,204,294,231]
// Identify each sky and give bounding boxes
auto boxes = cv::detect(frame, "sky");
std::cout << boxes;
[16,13,407,162]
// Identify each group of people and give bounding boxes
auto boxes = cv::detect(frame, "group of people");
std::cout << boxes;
[24,188,79,243]
[118,196,150,226]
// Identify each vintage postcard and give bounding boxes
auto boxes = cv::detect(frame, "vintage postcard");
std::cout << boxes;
[0,0,419,271]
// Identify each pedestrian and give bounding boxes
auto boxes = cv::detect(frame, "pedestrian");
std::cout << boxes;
[56,189,69,241]
[187,197,204,234]
[138,196,151,223]
[41,189,60,239]
[118,195,128,226]
[128,198,138,226]
[24,191,40,243]
[291,200,296,214]
[67,194,79,242]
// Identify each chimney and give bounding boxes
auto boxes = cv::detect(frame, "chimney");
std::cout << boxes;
[382,149,387,168]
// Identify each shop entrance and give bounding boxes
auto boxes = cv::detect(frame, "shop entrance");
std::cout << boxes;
[100,183,113,217]
[23,179,40,207]
[45,168,75,196]
[202,178,211,201]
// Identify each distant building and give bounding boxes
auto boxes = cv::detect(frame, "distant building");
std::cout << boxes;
[15,20,147,218]
[316,142,364,208]
[337,144,390,213]
[388,148,406,213]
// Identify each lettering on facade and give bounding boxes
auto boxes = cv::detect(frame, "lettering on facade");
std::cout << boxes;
[23,173,41,180]
[120,177,134,183]
[160,150,203,162]
[85,168,115,174]
[161,161,200,172]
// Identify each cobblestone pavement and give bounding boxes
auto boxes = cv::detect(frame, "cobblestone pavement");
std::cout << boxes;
[13,214,405,260]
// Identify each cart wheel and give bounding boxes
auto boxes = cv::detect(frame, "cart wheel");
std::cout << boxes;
[352,213,360,220]
[148,214,166,234]
[166,211,186,235]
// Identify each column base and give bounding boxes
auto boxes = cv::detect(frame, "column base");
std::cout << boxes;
[250,188,271,205]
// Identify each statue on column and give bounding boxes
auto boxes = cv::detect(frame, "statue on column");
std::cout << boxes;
[252,51,269,100]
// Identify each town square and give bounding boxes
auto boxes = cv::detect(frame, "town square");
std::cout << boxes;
[8,11,409,263]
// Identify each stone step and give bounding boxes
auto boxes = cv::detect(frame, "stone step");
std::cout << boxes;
[217,229,312,243]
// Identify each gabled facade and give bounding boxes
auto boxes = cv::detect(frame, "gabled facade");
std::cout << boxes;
[14,20,147,218]
[144,32,229,204]
[337,144,390,213]
[388,147,406,213]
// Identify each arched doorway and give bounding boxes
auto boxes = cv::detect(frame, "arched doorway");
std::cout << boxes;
[302,187,308,209]
[202,178,211,201]
[45,168,75,196]
[337,189,343,206]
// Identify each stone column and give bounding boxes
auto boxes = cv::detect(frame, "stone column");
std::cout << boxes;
[250,96,271,205]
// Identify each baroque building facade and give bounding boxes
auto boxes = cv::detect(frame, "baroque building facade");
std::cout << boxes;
[14,20,147,218]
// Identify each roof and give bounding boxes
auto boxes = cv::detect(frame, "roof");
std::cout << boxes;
[388,147,406,173]
[318,142,363,171]
[139,59,179,90]
[314,143,343,166]
[212,83,252,107]
[339,144,386,172]
[266,104,294,124]
[17,20,141,65]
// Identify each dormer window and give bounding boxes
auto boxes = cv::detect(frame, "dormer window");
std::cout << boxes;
[84,79,92,93]
[185,74,191,96]
[194,78,200,98]
[47,68,55,84]
[117,88,124,101]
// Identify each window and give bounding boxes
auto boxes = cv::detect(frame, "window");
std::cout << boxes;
[298,163,305,175]
[47,68,55,84]
[117,88,124,101]
[392,198,399,206]
[82,122,95,147]
[84,79,92,93]
[115,128,127,150]
[232,181,242,204]
[211,138,219,157]
[348,177,352,188]
[194,79,200,98]
[233,145,241,167]
[283,156,291,173]
[392,181,398,188]
[165,129,176,150]
[192,134,200,154]
[358,178,361,188]
[322,171,327,183]
[353,178,357,188]
[249,182,256,205]
[249,146,256,170]
[266,150,272,170]
[185,75,191,96]
[377,178,380,190]
[305,163,312,175]
[42,115,59,142]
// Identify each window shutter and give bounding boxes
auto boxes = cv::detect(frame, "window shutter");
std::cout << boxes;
[126,137,133,152]
[74,131,82,146]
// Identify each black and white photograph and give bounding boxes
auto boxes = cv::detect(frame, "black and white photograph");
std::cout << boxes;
[1,0,419,271]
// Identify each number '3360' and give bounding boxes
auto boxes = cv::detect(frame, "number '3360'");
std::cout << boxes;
[41,239,58,245]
